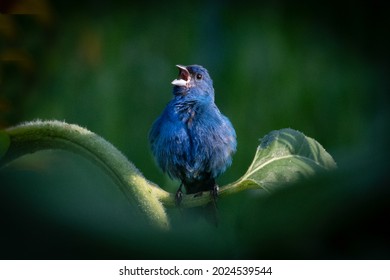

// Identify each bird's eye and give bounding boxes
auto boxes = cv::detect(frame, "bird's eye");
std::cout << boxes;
[196,73,203,80]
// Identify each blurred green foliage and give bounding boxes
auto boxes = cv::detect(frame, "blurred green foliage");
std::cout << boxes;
[1,1,389,259]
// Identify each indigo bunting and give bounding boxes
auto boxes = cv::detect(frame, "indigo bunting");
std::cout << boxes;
[149,65,237,204]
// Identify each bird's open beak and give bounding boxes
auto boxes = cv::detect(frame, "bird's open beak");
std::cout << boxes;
[171,65,190,86]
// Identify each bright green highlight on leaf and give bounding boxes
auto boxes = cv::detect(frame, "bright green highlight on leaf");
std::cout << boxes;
[0,121,336,229]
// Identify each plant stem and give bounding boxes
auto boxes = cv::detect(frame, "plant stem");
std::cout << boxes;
[1,120,170,230]
[1,120,259,222]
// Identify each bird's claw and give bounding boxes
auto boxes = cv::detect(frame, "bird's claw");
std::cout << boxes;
[175,189,184,206]
[210,184,219,203]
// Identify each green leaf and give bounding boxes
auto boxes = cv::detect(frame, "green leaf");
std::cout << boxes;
[0,131,10,160]
[158,128,337,208]
[235,128,337,192]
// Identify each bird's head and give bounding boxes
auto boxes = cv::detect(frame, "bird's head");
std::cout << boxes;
[172,65,214,100]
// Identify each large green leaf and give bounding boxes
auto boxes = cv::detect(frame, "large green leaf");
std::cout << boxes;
[236,128,337,192]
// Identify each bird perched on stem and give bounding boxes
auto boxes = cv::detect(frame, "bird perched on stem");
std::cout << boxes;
[149,65,237,208]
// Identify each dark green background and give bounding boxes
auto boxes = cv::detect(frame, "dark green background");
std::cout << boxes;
[1,1,389,259]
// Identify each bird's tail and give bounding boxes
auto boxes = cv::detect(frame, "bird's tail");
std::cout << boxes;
[181,178,219,226]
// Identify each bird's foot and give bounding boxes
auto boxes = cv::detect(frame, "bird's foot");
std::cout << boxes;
[175,184,184,206]
[209,183,220,226]
[210,184,219,203]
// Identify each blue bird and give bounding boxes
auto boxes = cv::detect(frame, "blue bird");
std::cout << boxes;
[149,65,237,204]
